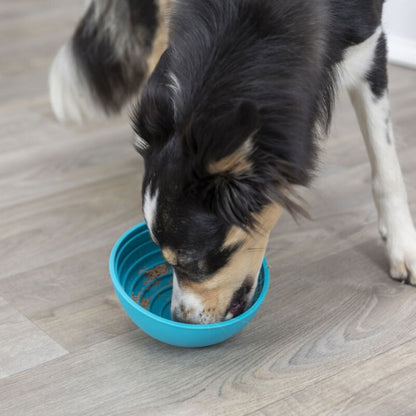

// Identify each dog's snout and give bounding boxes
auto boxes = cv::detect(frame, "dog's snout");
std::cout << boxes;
[173,264,193,279]
[171,304,207,324]
[170,273,259,324]
[171,307,182,323]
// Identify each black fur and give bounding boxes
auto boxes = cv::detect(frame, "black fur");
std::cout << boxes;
[72,0,159,114]
[134,0,386,230]
[130,0,388,281]
[366,32,388,98]
[128,0,159,51]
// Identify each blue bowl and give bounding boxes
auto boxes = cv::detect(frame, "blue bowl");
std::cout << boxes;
[109,222,269,347]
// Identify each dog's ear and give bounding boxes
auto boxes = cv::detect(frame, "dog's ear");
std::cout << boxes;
[131,50,174,155]
[207,138,253,177]
[186,101,265,228]
[183,100,260,172]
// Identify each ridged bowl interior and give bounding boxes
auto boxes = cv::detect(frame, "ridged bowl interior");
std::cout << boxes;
[109,222,269,347]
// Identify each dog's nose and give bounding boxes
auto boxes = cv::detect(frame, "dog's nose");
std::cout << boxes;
[171,305,193,323]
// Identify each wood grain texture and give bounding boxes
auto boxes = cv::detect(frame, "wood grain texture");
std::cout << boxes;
[0,1,416,415]
[0,296,67,379]
[251,340,416,416]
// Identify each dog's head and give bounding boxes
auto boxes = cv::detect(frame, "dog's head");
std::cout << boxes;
[141,182,282,324]
[132,50,304,323]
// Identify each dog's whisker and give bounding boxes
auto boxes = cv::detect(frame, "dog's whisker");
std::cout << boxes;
[247,247,266,252]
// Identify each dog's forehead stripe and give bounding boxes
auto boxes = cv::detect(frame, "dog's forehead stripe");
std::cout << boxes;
[143,186,158,241]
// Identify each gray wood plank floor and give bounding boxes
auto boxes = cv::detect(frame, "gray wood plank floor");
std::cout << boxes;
[1,1,416,415]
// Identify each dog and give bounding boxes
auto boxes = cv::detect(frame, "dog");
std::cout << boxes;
[50,0,416,324]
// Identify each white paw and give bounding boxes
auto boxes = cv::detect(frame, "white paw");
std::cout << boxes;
[386,231,416,285]
[49,42,106,124]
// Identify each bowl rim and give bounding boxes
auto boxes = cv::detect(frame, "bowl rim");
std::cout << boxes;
[109,222,270,330]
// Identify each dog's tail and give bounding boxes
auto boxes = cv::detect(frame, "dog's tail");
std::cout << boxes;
[49,0,170,124]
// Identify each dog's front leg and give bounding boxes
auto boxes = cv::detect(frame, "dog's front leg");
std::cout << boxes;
[348,55,416,284]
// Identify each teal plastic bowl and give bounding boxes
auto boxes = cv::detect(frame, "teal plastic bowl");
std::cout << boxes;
[109,222,269,347]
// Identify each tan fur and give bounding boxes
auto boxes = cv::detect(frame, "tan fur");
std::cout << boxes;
[180,203,283,320]
[162,247,178,266]
[207,140,253,176]
[146,0,171,74]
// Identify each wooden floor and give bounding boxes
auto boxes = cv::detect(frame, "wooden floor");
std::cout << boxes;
[1,1,416,415]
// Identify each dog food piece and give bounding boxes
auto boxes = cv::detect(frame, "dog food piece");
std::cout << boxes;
[131,293,140,303]
[145,263,169,280]
[130,292,151,310]
[140,298,150,309]
[130,263,171,310]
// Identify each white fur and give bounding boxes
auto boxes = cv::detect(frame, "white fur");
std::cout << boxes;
[167,71,181,97]
[143,186,158,242]
[134,133,149,153]
[335,26,416,283]
[49,42,106,123]
[171,271,211,323]
[337,27,382,90]
[312,27,383,141]
[349,84,416,284]
[167,71,181,121]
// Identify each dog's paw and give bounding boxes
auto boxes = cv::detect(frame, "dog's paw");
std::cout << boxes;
[386,231,416,285]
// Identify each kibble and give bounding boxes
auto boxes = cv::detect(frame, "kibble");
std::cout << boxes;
[130,262,170,310]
